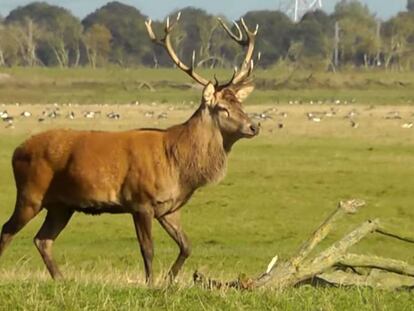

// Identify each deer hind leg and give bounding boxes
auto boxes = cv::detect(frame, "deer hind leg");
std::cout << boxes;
[34,208,73,280]
[1,158,53,258]
[157,211,191,282]
[132,209,154,286]
[0,194,43,258]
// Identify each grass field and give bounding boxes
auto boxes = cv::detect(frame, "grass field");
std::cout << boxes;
[1,67,414,105]
[0,68,414,310]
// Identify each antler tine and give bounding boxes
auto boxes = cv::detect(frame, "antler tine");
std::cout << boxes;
[214,74,220,87]
[215,67,238,90]
[218,17,258,86]
[240,18,259,36]
[191,50,196,71]
[145,13,210,86]
[217,18,243,42]
[145,19,160,43]
[165,12,181,32]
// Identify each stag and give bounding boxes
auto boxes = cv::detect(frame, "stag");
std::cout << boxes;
[0,15,260,285]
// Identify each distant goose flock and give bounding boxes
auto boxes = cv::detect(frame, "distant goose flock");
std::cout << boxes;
[0,101,413,131]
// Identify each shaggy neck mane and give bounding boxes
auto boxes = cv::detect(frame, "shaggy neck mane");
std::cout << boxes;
[165,107,227,188]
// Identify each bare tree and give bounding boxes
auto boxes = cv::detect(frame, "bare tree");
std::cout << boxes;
[82,24,112,68]
[10,18,41,66]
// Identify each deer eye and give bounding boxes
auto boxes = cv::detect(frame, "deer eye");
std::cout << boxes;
[217,105,230,118]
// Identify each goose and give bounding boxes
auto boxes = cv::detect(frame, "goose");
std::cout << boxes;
[306,112,322,122]
[157,112,168,119]
[21,111,31,117]
[401,122,413,129]
[107,112,120,120]
[0,110,9,119]
[2,116,14,123]
[84,111,96,119]
[350,119,359,128]
[144,111,154,118]
[385,111,401,120]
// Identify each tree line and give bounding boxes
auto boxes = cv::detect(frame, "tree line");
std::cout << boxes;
[1,0,414,70]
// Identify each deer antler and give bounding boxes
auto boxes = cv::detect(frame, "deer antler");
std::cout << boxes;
[145,13,210,86]
[145,14,259,88]
[218,17,259,86]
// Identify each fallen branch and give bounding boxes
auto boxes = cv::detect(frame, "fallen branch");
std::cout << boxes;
[194,199,414,291]
[137,81,155,92]
[291,199,365,268]
[314,269,414,289]
[375,227,414,244]
[338,253,414,277]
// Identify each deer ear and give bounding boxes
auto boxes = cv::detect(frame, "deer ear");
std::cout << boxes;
[233,83,255,102]
[202,82,216,106]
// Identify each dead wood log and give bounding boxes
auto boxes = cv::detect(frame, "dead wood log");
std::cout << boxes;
[193,199,414,291]
[137,81,155,92]
[290,199,366,268]
[375,227,414,244]
[338,254,414,277]
[313,269,414,289]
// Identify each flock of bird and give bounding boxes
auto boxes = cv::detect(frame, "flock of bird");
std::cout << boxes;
[0,107,123,129]
[247,105,413,130]
[0,101,413,130]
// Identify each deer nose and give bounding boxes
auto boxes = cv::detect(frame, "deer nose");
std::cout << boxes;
[249,122,260,135]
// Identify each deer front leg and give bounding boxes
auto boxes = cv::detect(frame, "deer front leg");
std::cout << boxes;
[34,207,74,280]
[132,209,154,286]
[158,211,191,282]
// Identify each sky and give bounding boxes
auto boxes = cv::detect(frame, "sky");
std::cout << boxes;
[0,0,408,21]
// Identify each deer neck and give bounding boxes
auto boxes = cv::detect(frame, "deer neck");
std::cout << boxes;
[166,107,228,189]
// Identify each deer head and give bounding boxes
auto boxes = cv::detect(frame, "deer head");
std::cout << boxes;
[145,14,260,143]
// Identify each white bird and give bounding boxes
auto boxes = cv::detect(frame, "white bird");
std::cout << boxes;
[107,112,120,120]
[401,122,413,129]
[306,112,322,122]
[84,111,96,119]
[144,111,154,118]
[21,111,31,117]
[0,110,9,119]
[249,112,273,121]
[346,110,359,119]
[263,107,277,114]
[5,120,14,128]
[157,112,168,119]
[48,111,58,118]
[259,113,272,120]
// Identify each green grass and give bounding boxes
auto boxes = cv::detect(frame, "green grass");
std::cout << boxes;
[0,283,413,311]
[0,113,413,309]
[0,67,413,309]
[1,67,414,105]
